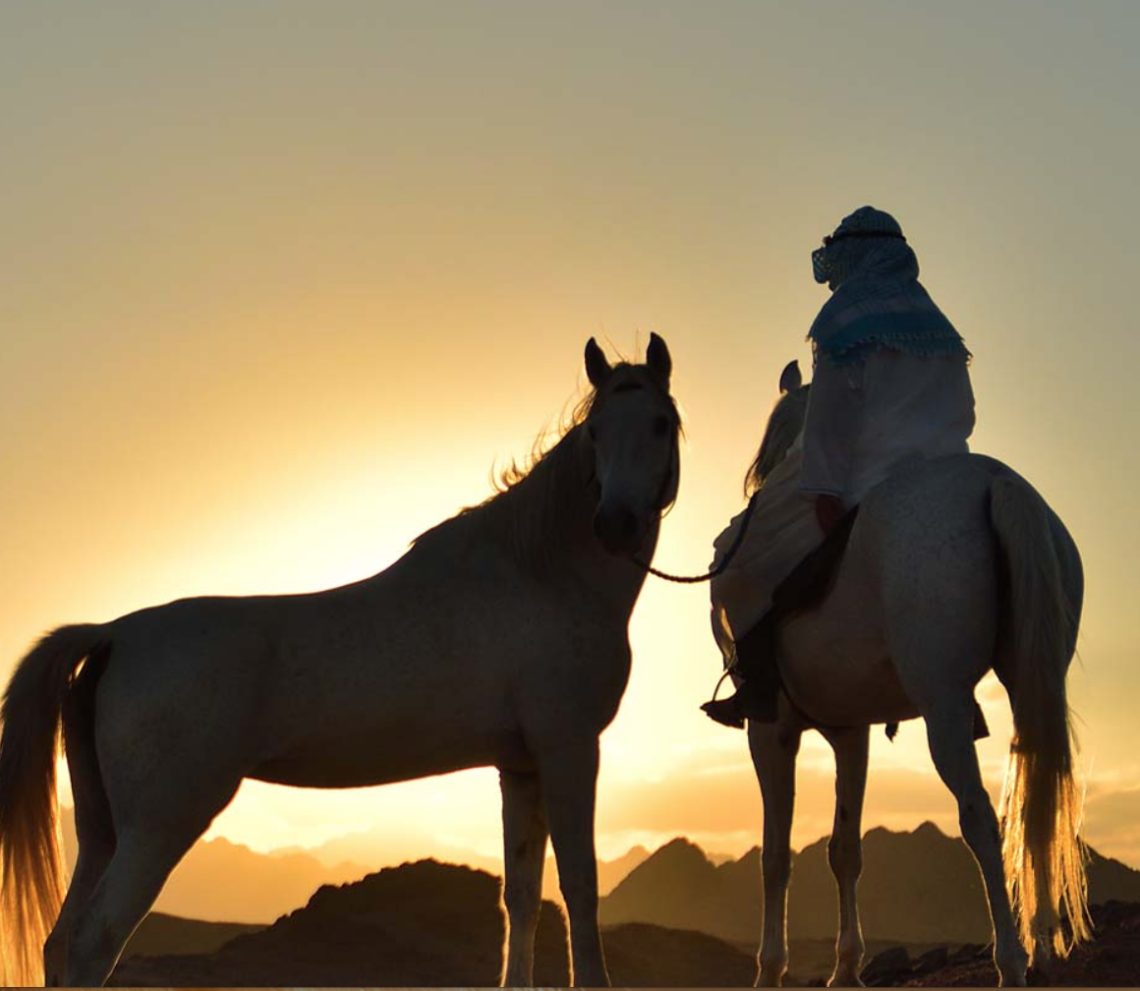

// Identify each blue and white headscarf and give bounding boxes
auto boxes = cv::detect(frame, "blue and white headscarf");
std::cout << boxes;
[808,206,970,366]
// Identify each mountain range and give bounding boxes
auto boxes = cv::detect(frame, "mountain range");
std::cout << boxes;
[109,831,1140,987]
[65,802,1140,945]
[600,821,1140,946]
[62,809,650,922]
[111,860,761,987]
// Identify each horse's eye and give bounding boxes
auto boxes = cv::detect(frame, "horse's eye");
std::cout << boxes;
[653,415,670,437]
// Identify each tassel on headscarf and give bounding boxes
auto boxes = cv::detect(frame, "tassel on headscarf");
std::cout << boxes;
[808,207,970,366]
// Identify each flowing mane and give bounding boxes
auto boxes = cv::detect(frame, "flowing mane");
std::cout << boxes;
[416,363,679,575]
[744,384,810,495]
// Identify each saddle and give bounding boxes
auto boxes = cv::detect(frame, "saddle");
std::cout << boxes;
[703,504,990,741]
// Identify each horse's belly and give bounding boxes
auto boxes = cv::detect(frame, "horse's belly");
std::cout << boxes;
[779,620,919,726]
[249,718,532,788]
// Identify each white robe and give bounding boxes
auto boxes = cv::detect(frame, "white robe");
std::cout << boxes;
[710,351,974,652]
[800,350,975,503]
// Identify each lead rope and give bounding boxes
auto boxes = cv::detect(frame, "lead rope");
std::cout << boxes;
[632,488,759,584]
[633,487,760,706]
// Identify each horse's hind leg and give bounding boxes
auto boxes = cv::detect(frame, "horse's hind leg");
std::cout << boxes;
[46,832,114,985]
[819,725,869,988]
[499,768,548,986]
[748,715,803,988]
[63,824,198,986]
[924,699,1028,987]
[63,772,242,987]
[44,651,116,985]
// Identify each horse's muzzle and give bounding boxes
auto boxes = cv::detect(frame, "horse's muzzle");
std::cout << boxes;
[593,504,647,556]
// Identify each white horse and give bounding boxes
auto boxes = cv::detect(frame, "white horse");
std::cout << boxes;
[0,335,680,988]
[720,363,1088,988]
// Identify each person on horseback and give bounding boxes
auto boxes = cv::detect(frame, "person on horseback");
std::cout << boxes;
[704,206,976,728]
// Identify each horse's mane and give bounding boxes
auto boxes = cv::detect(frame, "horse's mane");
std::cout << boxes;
[415,363,678,575]
[744,384,810,495]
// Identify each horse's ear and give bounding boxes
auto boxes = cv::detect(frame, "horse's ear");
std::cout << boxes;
[585,337,612,389]
[646,332,672,387]
[778,360,802,394]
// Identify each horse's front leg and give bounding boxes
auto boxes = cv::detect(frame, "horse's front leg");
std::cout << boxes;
[748,717,802,988]
[500,768,549,986]
[538,738,609,987]
[819,724,870,987]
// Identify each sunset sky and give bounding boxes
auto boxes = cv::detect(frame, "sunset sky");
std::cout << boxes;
[4,1,1139,882]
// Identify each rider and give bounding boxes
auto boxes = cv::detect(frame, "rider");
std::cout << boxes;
[703,206,975,728]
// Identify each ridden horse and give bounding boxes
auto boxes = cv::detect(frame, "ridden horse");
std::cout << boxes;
[720,363,1087,987]
[0,335,680,987]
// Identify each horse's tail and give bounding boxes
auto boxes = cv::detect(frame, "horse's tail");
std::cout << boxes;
[0,623,108,986]
[989,476,1089,962]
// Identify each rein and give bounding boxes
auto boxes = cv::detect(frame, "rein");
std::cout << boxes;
[633,488,759,584]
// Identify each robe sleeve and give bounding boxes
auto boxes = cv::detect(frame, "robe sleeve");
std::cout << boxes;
[799,358,864,499]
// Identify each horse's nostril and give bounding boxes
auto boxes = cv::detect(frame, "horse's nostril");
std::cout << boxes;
[594,506,641,551]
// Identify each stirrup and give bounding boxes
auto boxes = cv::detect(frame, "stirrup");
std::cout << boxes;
[702,667,745,729]
[701,695,745,729]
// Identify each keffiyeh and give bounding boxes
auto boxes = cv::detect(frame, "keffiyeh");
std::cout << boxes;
[808,207,970,366]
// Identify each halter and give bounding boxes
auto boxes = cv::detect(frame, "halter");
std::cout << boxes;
[584,371,750,584]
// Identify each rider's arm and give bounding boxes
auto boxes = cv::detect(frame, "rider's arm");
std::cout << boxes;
[798,357,864,503]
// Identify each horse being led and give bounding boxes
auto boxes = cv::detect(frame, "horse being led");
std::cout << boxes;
[0,335,680,988]
[720,364,1087,988]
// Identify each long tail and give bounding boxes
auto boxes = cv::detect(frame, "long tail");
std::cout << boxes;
[0,623,107,986]
[989,476,1089,962]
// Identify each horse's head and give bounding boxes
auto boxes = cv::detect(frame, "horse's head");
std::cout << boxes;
[744,359,810,494]
[582,334,680,555]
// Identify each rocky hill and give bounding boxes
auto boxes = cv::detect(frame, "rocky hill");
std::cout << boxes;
[112,859,570,986]
[122,912,262,958]
[111,859,756,987]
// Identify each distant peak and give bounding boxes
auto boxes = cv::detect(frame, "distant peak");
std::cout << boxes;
[627,837,713,877]
[653,837,709,860]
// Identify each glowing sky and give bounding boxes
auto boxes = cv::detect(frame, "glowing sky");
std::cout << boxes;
[4,1,1139,871]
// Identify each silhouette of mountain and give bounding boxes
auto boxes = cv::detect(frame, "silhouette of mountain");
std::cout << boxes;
[602,922,756,985]
[576,844,652,897]
[62,809,369,923]
[106,852,1140,986]
[1087,847,1140,904]
[123,913,262,958]
[66,804,649,925]
[600,837,761,942]
[601,823,1140,946]
[110,859,758,987]
[299,826,649,900]
[111,859,570,986]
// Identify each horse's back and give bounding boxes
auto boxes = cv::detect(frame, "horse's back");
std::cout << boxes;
[864,452,1080,621]
[779,453,1057,726]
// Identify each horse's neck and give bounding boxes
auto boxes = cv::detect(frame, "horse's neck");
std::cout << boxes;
[571,517,658,620]
[484,435,654,615]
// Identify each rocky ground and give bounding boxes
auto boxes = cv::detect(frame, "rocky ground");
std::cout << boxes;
[851,901,1140,987]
